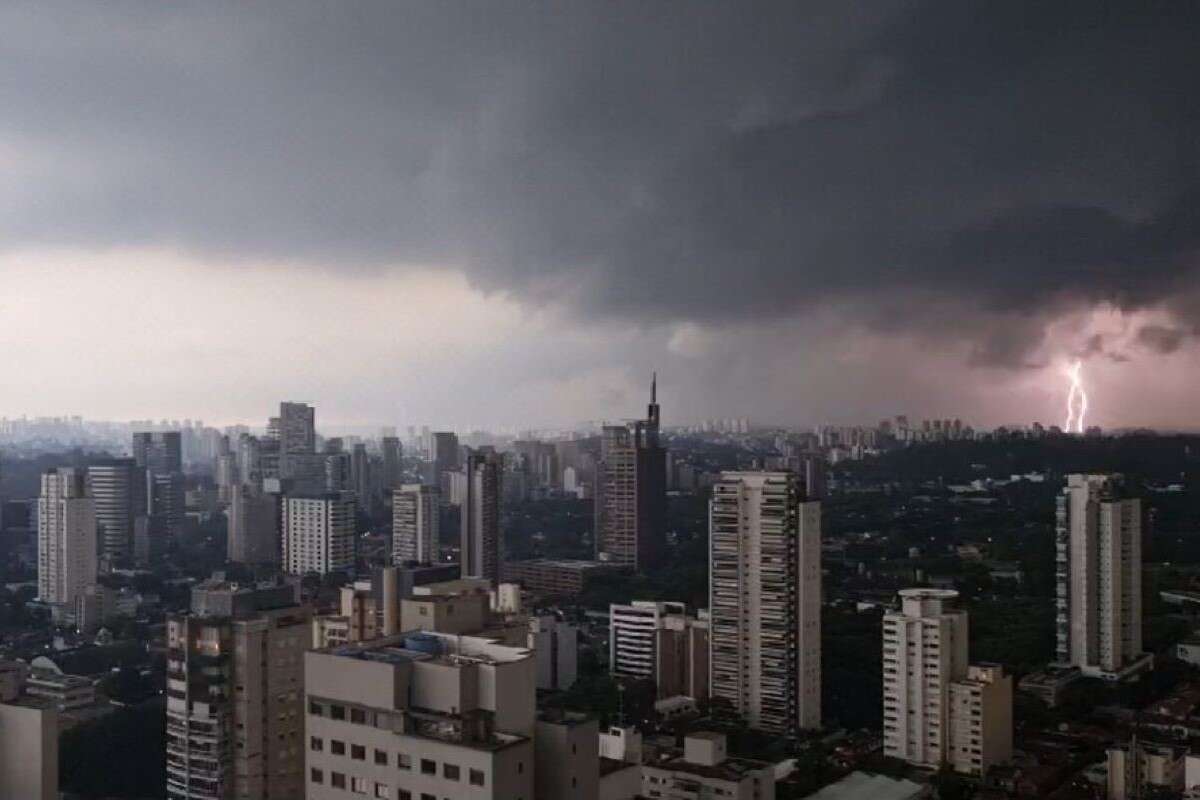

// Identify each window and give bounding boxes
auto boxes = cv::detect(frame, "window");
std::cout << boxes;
[310,736,323,752]
[398,753,412,770]
[350,776,368,794]
[421,795,435,800]
[399,792,412,800]
[331,740,346,756]
[374,784,391,799]
[330,704,346,721]
[351,708,367,724]
[351,744,366,761]
[309,700,324,716]
[311,768,324,784]
[331,772,346,789]
[518,761,524,774]
[375,749,388,765]
[469,769,485,786]
[421,758,437,775]
[443,763,460,781]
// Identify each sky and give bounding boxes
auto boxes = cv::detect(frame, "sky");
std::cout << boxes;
[2,2,1199,430]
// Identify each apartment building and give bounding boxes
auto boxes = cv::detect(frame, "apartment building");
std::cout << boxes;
[1056,473,1152,680]
[304,632,536,800]
[640,732,775,800]
[282,492,356,576]
[393,484,440,565]
[709,471,821,733]
[166,578,311,800]
[883,589,1012,775]
[609,601,708,700]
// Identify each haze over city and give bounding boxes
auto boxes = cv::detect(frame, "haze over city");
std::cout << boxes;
[3,2,1199,429]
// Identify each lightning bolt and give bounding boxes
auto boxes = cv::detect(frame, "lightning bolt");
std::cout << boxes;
[1064,360,1088,434]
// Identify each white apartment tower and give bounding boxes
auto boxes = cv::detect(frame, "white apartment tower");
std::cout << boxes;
[392,483,440,565]
[882,589,1012,775]
[1055,474,1150,680]
[282,493,356,576]
[709,471,821,734]
[37,468,97,612]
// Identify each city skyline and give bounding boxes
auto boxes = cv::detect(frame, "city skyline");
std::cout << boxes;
[2,4,1200,429]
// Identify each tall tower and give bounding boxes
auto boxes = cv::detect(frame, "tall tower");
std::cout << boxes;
[460,449,502,584]
[132,431,182,475]
[392,483,440,565]
[594,375,667,570]
[87,459,139,563]
[380,436,402,491]
[1055,474,1150,680]
[166,578,310,800]
[709,471,821,734]
[37,468,96,612]
[883,589,1012,775]
[276,402,315,454]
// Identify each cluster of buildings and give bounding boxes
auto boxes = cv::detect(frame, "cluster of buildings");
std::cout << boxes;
[20,366,1184,800]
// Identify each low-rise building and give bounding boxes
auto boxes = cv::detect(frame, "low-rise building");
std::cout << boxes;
[1108,740,1186,800]
[24,667,95,711]
[304,631,536,800]
[0,660,58,800]
[640,732,775,800]
[502,559,625,597]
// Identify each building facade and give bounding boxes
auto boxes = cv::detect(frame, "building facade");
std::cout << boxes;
[393,484,439,565]
[282,493,356,576]
[609,601,708,701]
[1055,473,1150,680]
[709,471,821,733]
[304,632,536,800]
[36,468,96,612]
[87,458,140,562]
[460,450,502,585]
[166,579,310,800]
[594,377,666,570]
[883,589,1012,775]
[227,483,280,565]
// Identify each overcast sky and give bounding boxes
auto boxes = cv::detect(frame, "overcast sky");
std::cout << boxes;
[2,2,1199,430]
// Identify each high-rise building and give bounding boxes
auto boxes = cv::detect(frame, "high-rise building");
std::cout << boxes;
[227,484,280,565]
[146,471,185,551]
[282,493,356,576]
[304,631,536,800]
[87,459,140,563]
[132,431,183,475]
[461,450,502,585]
[594,375,666,570]
[381,436,402,491]
[350,443,370,511]
[709,471,821,733]
[36,468,96,614]
[276,401,316,454]
[1055,474,1152,680]
[609,601,709,701]
[431,431,460,487]
[882,589,1012,775]
[166,578,310,800]
[392,484,439,565]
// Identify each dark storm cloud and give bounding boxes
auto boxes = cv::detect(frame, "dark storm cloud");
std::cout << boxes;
[2,0,1199,365]
[1136,324,1187,354]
